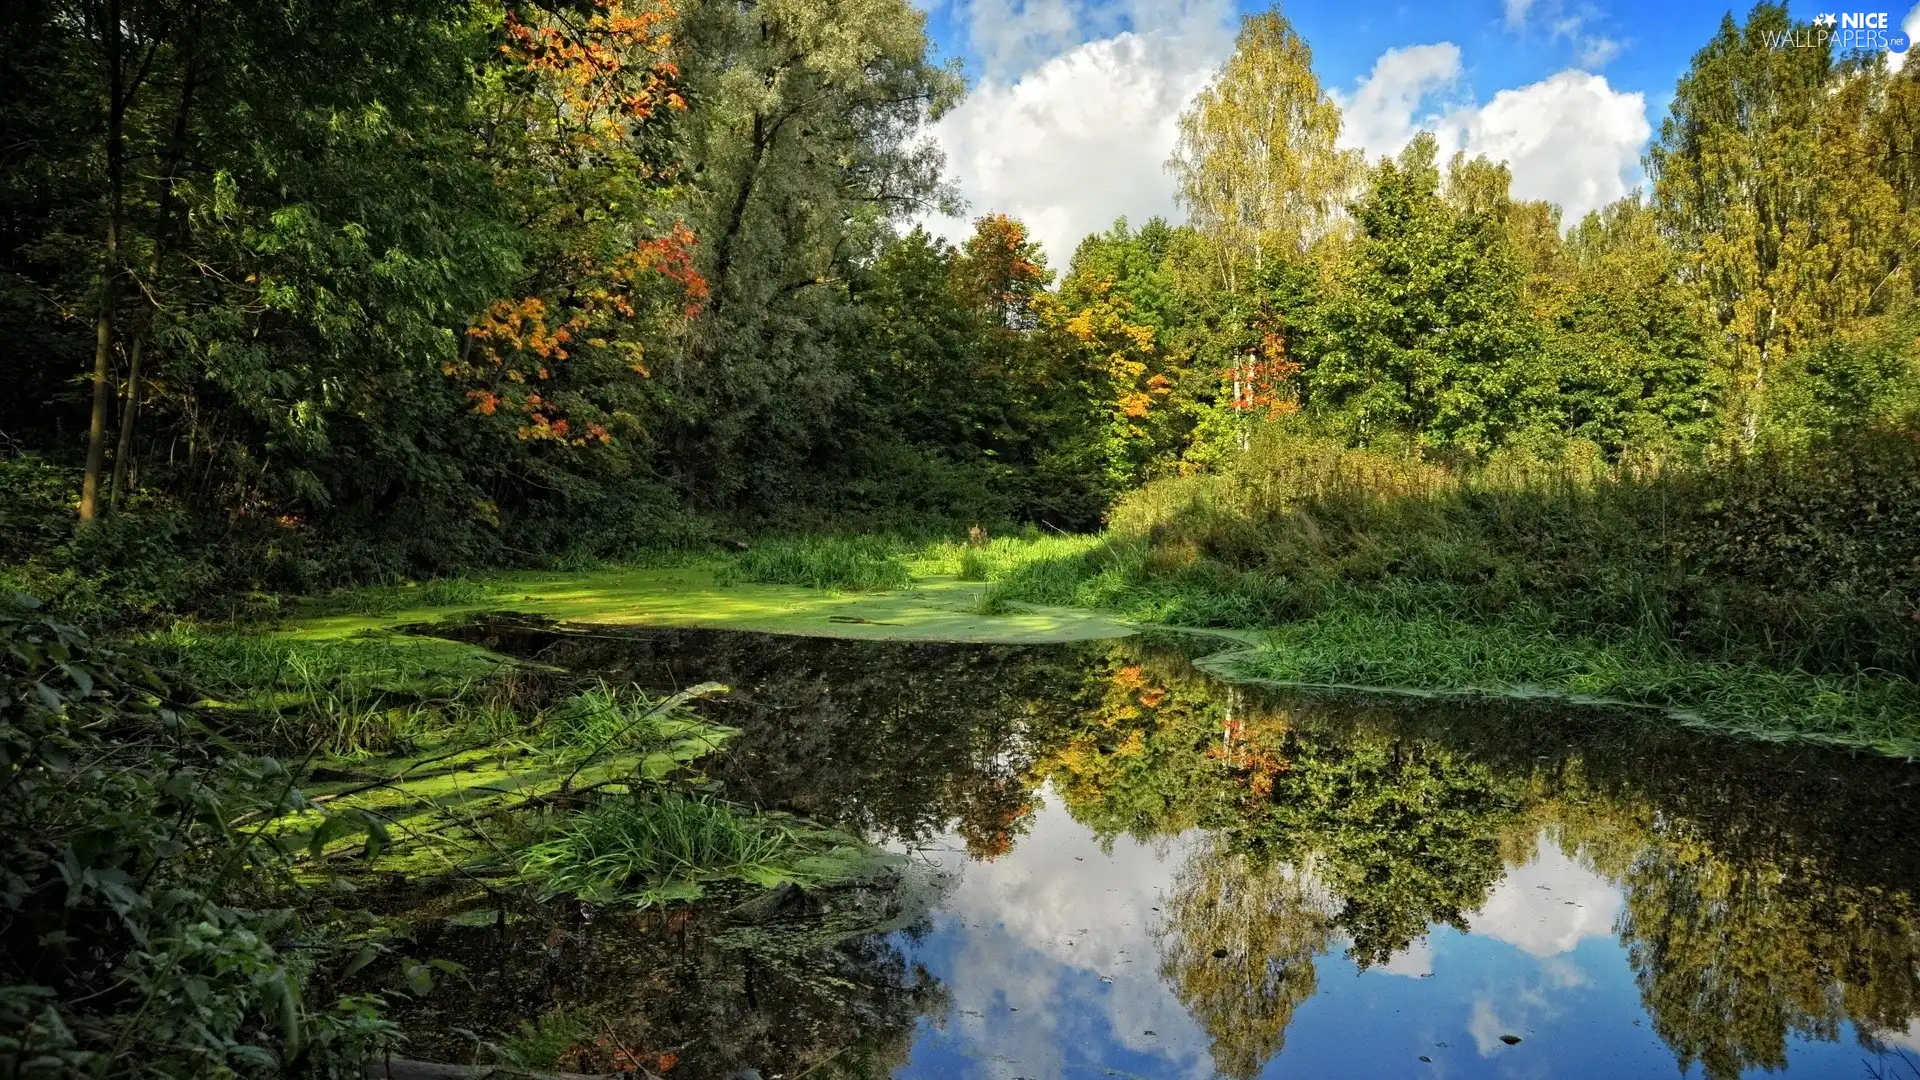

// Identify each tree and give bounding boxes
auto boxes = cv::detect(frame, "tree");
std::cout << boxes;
[1311,134,1554,454]
[1647,3,1910,441]
[668,0,963,506]
[1168,5,1361,293]
[1556,197,1724,454]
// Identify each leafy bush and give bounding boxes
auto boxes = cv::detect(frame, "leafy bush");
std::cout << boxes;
[0,596,395,1077]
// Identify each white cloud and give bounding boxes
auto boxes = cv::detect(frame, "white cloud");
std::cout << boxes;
[1335,53,1649,224]
[1436,71,1650,221]
[1333,44,1467,160]
[1379,935,1435,978]
[1882,1017,1920,1052]
[907,789,1215,1080]
[960,0,1088,80]
[1467,835,1622,957]
[1468,997,1528,1055]
[928,2,1648,263]
[1500,0,1623,71]
[926,2,1235,264]
[1892,4,1920,74]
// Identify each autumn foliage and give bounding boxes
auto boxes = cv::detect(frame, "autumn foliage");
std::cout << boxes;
[451,0,708,447]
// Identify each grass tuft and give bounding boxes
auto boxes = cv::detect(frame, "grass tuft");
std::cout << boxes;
[518,792,877,905]
[715,536,915,592]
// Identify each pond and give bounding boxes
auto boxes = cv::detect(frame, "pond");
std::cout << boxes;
[394,624,1920,1080]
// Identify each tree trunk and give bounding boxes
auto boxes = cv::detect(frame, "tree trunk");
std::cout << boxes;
[110,30,196,511]
[108,330,143,507]
[79,0,126,522]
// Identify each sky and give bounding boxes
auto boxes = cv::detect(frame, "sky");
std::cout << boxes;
[912,0,1920,262]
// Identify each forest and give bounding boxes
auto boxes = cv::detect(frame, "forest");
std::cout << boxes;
[2,0,1919,1075]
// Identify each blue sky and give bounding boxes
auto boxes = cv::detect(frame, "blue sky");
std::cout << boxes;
[912,0,1920,261]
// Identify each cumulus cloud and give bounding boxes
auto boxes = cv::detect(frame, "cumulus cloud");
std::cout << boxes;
[1467,835,1623,957]
[1379,935,1435,978]
[1891,3,1920,74]
[1333,44,1467,159]
[960,0,1088,80]
[1335,51,1650,223]
[926,1,1234,263]
[929,0,1648,264]
[1435,71,1650,221]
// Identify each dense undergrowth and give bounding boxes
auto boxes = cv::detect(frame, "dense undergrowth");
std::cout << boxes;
[0,600,397,1077]
[1,599,895,1078]
[908,429,1920,753]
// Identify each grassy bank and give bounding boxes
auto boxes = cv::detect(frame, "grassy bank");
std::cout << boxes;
[222,507,1920,755]
[877,429,1920,756]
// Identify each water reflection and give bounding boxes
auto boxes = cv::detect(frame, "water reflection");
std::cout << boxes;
[437,622,1920,1079]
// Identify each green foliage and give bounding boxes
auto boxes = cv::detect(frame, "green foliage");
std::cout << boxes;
[717,536,916,592]
[1311,135,1556,454]
[0,597,397,1077]
[517,791,866,905]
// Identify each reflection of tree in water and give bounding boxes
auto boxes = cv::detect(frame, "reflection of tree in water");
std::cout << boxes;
[378,877,945,1078]
[454,626,1920,1080]
[1041,638,1920,1080]
[1608,828,1920,1080]
[1155,840,1337,1079]
[1234,729,1519,967]
[470,625,1078,853]
[1040,641,1521,965]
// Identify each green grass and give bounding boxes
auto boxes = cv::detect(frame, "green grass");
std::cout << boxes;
[517,792,885,906]
[882,530,1920,757]
[714,535,915,592]
[1214,610,1920,756]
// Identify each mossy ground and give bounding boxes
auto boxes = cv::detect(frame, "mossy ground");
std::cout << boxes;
[253,539,1919,761]
[278,564,1137,649]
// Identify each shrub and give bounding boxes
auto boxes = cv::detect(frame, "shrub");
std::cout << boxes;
[0,596,396,1077]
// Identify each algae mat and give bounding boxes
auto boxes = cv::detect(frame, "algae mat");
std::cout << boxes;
[280,567,1136,645]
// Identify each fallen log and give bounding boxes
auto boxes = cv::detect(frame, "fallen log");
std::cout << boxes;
[363,1059,616,1080]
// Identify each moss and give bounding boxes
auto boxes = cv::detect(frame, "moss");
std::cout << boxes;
[277,565,1136,647]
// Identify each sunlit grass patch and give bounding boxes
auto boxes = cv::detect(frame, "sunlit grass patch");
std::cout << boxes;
[714,535,915,592]
[519,791,891,906]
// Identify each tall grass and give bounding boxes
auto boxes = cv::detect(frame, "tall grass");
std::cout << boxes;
[903,429,1920,753]
[715,535,915,592]
[518,792,869,904]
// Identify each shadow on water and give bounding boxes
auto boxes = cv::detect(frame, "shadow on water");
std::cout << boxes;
[390,619,1920,1080]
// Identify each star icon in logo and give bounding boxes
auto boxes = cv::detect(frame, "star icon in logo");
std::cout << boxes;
[1813,12,1837,26]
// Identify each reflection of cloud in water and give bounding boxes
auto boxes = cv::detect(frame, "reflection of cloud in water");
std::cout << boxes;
[1469,997,1525,1056]
[905,787,1213,1080]
[1539,955,1590,989]
[1379,935,1434,979]
[1878,1018,1920,1052]
[1469,833,1622,957]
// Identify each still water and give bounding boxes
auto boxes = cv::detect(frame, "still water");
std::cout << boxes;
[413,624,1920,1080]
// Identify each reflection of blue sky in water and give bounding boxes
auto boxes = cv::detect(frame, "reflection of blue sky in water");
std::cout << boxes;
[891,791,1906,1079]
